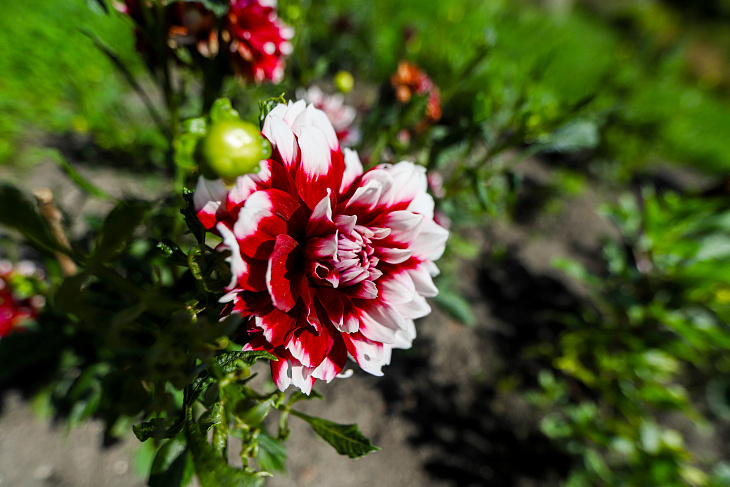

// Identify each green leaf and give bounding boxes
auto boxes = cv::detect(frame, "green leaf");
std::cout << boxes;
[216,350,279,370]
[149,437,195,487]
[198,403,224,433]
[256,432,287,473]
[290,411,380,459]
[185,409,267,487]
[174,133,203,170]
[538,120,599,153]
[258,94,286,129]
[155,239,189,267]
[0,327,64,382]
[0,183,59,252]
[210,98,240,123]
[190,351,277,404]
[288,389,324,406]
[134,417,184,442]
[86,0,109,14]
[552,257,599,286]
[181,190,206,244]
[183,117,208,137]
[91,200,150,263]
[433,289,476,327]
[53,154,110,199]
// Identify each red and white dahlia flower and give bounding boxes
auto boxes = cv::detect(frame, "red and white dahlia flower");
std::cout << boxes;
[225,0,294,83]
[194,100,448,393]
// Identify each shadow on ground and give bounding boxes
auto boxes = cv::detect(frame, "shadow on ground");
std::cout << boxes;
[375,251,588,486]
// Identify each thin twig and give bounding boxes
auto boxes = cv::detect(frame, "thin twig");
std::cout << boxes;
[33,188,78,277]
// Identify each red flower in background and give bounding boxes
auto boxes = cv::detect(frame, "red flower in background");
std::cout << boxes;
[390,60,442,124]
[0,261,43,338]
[194,101,448,393]
[119,0,293,83]
[167,2,219,57]
[225,0,293,83]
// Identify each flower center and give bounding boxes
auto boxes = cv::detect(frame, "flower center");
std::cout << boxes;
[304,220,388,291]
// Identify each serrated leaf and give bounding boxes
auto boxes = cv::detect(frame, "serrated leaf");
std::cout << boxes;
[433,289,476,327]
[149,437,195,487]
[91,200,150,263]
[186,409,267,487]
[291,411,380,459]
[0,183,59,253]
[216,350,279,370]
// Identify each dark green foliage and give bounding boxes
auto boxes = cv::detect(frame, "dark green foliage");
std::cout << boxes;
[0,183,59,253]
[291,410,381,459]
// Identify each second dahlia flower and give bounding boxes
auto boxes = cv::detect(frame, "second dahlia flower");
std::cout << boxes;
[194,100,448,393]
[225,0,294,83]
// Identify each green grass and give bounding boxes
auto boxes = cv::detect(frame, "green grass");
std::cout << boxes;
[0,0,161,166]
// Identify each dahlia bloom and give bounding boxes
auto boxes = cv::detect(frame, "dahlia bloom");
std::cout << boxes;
[167,2,219,57]
[390,61,442,124]
[0,261,44,338]
[296,86,360,147]
[225,0,294,83]
[194,100,448,393]
[118,1,219,59]
[119,0,292,83]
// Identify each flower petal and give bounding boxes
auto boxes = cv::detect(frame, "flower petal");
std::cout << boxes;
[407,263,440,298]
[194,177,227,229]
[341,148,363,193]
[233,188,300,259]
[291,104,339,151]
[287,324,331,368]
[295,124,335,208]
[357,302,406,344]
[342,333,386,377]
[266,234,302,312]
[216,223,267,292]
[262,114,298,170]
[409,218,449,261]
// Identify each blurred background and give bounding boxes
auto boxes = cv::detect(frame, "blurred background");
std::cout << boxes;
[3,0,730,486]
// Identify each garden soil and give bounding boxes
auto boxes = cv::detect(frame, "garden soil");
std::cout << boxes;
[0,154,706,487]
